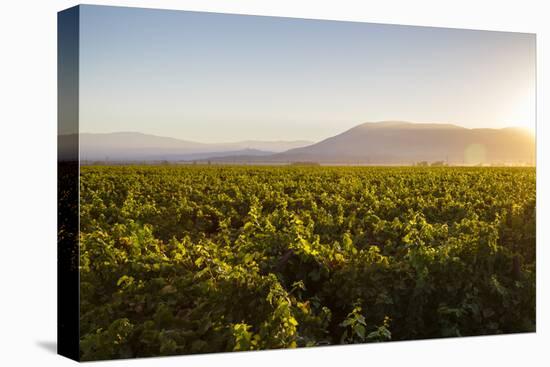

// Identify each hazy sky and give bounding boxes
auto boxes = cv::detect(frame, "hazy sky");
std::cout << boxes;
[79,5,536,143]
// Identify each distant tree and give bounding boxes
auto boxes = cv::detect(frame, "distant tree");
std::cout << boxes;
[416,161,429,167]
[431,161,446,167]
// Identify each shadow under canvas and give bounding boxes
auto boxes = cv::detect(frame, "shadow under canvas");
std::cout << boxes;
[36,340,57,354]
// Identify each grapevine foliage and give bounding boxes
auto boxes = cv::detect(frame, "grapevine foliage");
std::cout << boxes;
[78,166,535,360]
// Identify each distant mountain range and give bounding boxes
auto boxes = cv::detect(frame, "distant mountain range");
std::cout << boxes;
[192,121,535,165]
[59,122,535,165]
[59,132,313,162]
[272,121,535,165]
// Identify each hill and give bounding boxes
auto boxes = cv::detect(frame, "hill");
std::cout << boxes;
[58,132,313,162]
[212,121,535,165]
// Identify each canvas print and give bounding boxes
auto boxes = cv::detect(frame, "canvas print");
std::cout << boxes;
[58,5,536,361]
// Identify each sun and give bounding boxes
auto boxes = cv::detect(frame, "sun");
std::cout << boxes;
[509,94,536,133]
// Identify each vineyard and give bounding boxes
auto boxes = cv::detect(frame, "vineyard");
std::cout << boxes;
[78,165,536,360]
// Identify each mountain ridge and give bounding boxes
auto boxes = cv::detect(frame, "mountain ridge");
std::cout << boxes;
[59,132,314,161]
[267,121,534,165]
[59,122,535,165]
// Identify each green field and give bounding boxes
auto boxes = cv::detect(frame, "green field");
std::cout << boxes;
[78,166,536,360]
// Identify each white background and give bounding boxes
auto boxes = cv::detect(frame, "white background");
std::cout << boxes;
[0,0,548,365]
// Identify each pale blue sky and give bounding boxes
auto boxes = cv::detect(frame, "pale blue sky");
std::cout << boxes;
[79,5,536,143]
